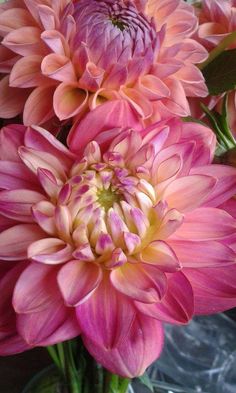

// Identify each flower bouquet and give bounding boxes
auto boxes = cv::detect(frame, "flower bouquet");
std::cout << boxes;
[0,1,236,393]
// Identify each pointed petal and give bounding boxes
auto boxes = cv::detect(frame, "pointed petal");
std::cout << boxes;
[2,26,46,56]
[0,224,45,260]
[28,238,73,264]
[140,241,181,272]
[58,260,102,306]
[136,272,194,324]
[76,275,136,349]
[53,82,88,120]
[110,263,167,303]
[23,85,55,126]
[0,75,29,118]
[10,55,46,88]
[83,314,164,378]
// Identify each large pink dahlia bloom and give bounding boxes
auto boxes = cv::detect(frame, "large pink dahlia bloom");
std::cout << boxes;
[0,0,208,125]
[0,104,236,376]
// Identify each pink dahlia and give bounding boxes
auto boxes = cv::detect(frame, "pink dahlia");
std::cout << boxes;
[0,0,208,125]
[0,103,236,376]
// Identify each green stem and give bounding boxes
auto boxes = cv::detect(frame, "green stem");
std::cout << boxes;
[46,346,62,370]
[199,30,236,70]
[119,378,130,393]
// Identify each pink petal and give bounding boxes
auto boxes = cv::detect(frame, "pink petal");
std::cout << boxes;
[41,53,76,82]
[23,85,56,126]
[2,26,46,56]
[0,189,45,222]
[0,224,46,260]
[76,275,136,349]
[191,165,236,207]
[184,265,236,314]
[136,272,194,324]
[175,207,236,240]
[162,175,217,212]
[68,100,140,154]
[58,260,102,306]
[0,75,29,118]
[13,263,59,313]
[140,241,181,272]
[83,314,164,378]
[41,30,70,57]
[0,332,30,355]
[138,74,170,100]
[28,238,73,264]
[0,124,25,162]
[169,240,236,268]
[10,55,47,88]
[0,161,38,191]
[110,263,167,303]
[53,82,88,120]
[120,87,153,119]
[0,8,36,36]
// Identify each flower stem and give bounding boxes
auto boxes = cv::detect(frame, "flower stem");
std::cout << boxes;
[119,378,130,393]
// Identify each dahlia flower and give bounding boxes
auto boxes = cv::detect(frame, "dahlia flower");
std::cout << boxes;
[0,102,236,377]
[0,0,208,125]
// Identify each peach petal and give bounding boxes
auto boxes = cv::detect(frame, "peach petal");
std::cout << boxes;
[10,55,46,88]
[53,82,88,120]
[23,85,56,126]
[2,26,46,56]
[41,53,76,82]
[0,8,36,36]
[0,76,30,119]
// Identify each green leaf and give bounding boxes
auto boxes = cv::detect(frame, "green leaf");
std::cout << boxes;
[138,373,154,392]
[202,49,236,95]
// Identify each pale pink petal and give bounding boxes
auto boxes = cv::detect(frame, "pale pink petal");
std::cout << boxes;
[41,53,76,82]
[138,74,170,100]
[53,82,88,120]
[110,263,167,303]
[76,275,136,349]
[136,272,194,324]
[0,189,45,222]
[2,26,46,56]
[83,314,164,378]
[10,55,47,88]
[140,241,181,272]
[175,207,236,240]
[190,165,236,207]
[162,175,217,212]
[0,224,45,260]
[169,240,236,268]
[28,238,73,264]
[41,30,70,57]
[58,260,102,306]
[68,100,140,154]
[23,85,56,126]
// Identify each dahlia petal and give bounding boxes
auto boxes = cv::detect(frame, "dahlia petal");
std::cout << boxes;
[55,205,72,242]
[135,272,194,324]
[162,175,217,212]
[140,241,181,272]
[79,61,105,92]
[38,5,57,31]
[0,76,29,119]
[0,189,45,222]
[83,314,164,378]
[103,63,128,89]
[68,100,140,154]
[32,201,56,236]
[58,260,102,306]
[0,333,30,356]
[0,224,45,260]
[13,263,59,313]
[169,240,236,268]
[37,168,59,199]
[41,53,76,82]
[41,30,70,57]
[53,82,88,120]
[121,87,153,119]
[190,165,236,207]
[23,85,56,126]
[0,8,36,36]
[184,265,236,314]
[110,263,167,303]
[139,74,170,100]
[0,161,38,191]
[0,46,19,73]
[28,238,73,264]
[2,26,46,56]
[155,208,184,239]
[10,55,46,88]
[175,207,236,240]
[0,124,25,162]
[17,300,69,345]
[76,275,136,349]
[163,79,190,117]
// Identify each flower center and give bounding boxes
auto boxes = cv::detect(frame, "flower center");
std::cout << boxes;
[97,187,121,211]
[110,17,127,31]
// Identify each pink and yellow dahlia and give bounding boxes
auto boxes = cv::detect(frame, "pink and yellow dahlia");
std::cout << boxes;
[0,102,236,377]
[0,0,208,125]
